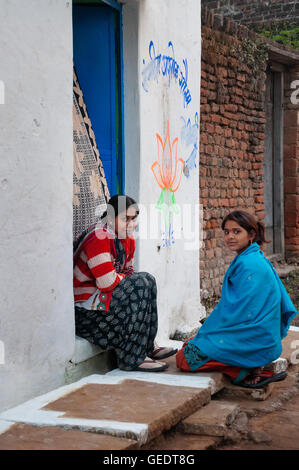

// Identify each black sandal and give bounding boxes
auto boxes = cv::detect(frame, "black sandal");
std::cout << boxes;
[238,371,287,389]
[149,347,178,361]
[134,359,169,372]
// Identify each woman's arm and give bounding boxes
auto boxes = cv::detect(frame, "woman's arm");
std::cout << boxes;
[84,235,125,292]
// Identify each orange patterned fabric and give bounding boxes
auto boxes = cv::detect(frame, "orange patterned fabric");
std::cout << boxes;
[176,341,242,381]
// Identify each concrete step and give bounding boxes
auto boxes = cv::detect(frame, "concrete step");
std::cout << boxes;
[178,400,241,437]
[221,381,275,401]
[106,355,227,395]
[65,336,117,385]
[0,420,138,450]
[1,328,298,449]
[65,349,117,385]
[219,370,299,418]
[218,327,299,402]
[71,336,105,364]
[0,371,215,448]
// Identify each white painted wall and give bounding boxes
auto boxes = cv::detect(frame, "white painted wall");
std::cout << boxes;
[0,0,74,411]
[123,0,204,345]
[0,0,203,411]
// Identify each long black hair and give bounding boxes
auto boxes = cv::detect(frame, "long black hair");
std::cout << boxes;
[221,210,270,247]
[74,195,139,252]
[100,194,139,222]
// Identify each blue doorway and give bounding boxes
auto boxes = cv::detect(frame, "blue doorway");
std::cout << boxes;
[73,1,124,195]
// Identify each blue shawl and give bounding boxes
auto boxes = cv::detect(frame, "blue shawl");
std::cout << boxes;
[189,243,298,369]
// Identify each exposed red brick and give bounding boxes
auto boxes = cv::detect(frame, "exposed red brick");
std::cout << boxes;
[200,17,299,302]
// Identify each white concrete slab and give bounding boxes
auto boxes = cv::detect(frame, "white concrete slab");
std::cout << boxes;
[0,371,215,424]
[0,420,15,434]
[0,370,217,444]
[0,374,128,423]
[105,369,220,394]
[0,409,148,444]
[0,374,152,443]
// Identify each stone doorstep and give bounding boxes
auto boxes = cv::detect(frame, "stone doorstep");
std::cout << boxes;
[144,366,299,449]
[221,381,275,401]
[106,354,226,395]
[151,361,299,448]
[0,373,213,448]
[0,420,138,451]
[0,352,226,449]
[42,381,212,445]
[178,401,241,437]
[217,368,299,419]
[219,356,288,402]
[1,328,298,450]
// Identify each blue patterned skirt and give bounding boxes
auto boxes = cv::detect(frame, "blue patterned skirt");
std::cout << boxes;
[75,272,158,370]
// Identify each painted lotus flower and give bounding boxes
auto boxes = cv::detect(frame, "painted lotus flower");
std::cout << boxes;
[151,121,184,246]
[151,120,184,193]
[151,121,184,221]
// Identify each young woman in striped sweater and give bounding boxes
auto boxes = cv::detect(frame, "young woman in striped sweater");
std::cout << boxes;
[74,195,177,372]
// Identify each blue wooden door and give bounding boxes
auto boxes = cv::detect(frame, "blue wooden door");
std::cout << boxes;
[73,3,123,195]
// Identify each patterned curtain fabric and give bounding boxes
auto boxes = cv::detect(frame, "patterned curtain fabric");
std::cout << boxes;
[73,66,110,241]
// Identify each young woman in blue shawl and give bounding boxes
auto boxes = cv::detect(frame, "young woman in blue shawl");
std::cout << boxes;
[176,210,298,388]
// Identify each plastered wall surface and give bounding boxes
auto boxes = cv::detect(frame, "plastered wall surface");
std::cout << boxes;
[123,0,204,344]
[0,0,74,411]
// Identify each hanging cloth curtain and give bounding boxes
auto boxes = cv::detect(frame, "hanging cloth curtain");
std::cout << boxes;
[73,65,110,241]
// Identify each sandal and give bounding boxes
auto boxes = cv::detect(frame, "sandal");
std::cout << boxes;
[237,370,287,389]
[134,357,169,372]
[149,347,178,361]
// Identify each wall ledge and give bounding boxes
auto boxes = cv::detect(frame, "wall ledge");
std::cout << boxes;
[70,336,104,365]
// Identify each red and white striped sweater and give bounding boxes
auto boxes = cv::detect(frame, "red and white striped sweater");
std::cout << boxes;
[73,226,135,311]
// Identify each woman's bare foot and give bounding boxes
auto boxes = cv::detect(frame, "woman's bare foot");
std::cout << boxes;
[237,369,287,389]
[242,368,264,385]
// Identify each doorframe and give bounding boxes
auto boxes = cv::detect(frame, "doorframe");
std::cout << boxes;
[72,0,125,194]
[73,0,121,12]
[265,61,285,257]
[104,0,125,194]
[101,0,121,12]
[272,67,285,256]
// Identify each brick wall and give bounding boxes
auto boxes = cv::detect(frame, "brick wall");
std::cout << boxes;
[200,9,268,307]
[201,0,299,28]
[284,65,299,262]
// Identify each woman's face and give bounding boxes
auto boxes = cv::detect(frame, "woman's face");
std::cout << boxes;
[114,206,138,239]
[223,220,254,255]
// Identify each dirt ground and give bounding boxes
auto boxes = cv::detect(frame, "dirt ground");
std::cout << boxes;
[216,374,299,450]
[146,364,299,451]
